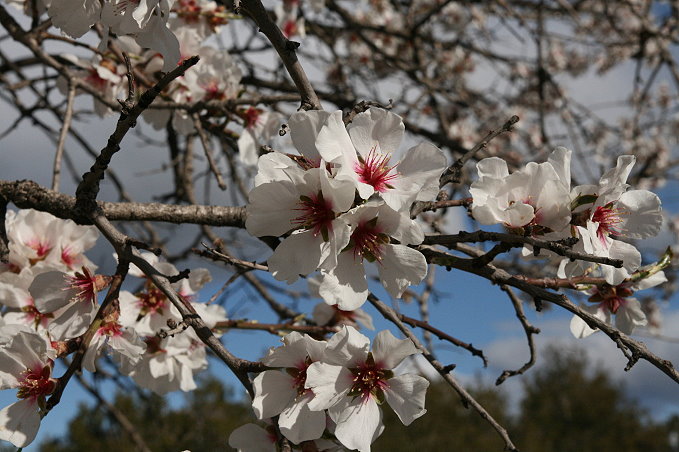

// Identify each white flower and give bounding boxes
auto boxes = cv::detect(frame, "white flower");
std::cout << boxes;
[566,155,662,284]
[60,54,124,117]
[252,332,327,444]
[0,325,56,448]
[470,147,572,234]
[29,267,109,340]
[247,162,354,283]
[305,326,429,452]
[122,254,211,336]
[126,333,207,394]
[4,209,98,272]
[570,271,666,338]
[0,267,53,330]
[238,108,285,167]
[305,108,447,212]
[82,318,146,372]
[317,201,426,310]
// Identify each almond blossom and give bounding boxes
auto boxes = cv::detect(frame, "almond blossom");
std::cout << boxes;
[3,209,98,273]
[305,326,429,452]
[0,325,57,448]
[252,332,327,444]
[82,315,146,372]
[570,270,667,338]
[470,147,572,234]
[317,200,427,310]
[28,267,110,340]
[564,155,662,284]
[124,332,207,394]
[246,160,354,283]
[308,108,447,212]
[0,267,54,331]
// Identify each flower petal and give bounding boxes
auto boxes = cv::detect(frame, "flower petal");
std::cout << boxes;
[383,373,429,425]
[371,330,420,370]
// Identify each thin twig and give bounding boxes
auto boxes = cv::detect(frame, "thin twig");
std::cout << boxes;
[193,114,227,190]
[424,230,624,268]
[496,286,540,385]
[367,293,518,451]
[51,78,76,191]
[439,115,520,186]
[236,0,321,110]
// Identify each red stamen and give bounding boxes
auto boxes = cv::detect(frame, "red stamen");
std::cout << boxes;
[354,146,399,193]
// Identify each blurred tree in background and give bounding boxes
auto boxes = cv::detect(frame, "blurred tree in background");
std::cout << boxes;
[39,348,676,452]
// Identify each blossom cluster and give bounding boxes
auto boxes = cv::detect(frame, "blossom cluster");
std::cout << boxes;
[0,210,226,447]
[246,108,448,311]
[230,326,429,452]
[470,147,664,336]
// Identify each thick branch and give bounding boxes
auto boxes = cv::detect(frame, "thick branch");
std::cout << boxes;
[0,179,245,227]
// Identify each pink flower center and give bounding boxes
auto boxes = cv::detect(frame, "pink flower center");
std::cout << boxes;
[99,321,123,337]
[137,288,168,316]
[243,107,262,129]
[22,299,54,329]
[27,237,51,261]
[354,146,399,193]
[202,80,225,101]
[85,68,108,91]
[348,355,391,401]
[174,0,201,22]
[291,191,335,240]
[61,245,78,269]
[588,284,633,314]
[283,19,298,38]
[592,203,624,244]
[17,363,56,401]
[65,267,106,304]
[348,217,389,262]
[287,357,313,397]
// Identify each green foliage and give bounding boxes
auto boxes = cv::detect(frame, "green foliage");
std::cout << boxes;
[37,348,674,452]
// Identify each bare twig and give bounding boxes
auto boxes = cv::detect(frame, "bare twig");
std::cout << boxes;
[496,286,540,385]
[193,114,227,190]
[439,115,520,187]
[367,293,518,451]
[51,78,76,191]
[236,0,321,110]
[75,56,200,216]
[424,230,624,268]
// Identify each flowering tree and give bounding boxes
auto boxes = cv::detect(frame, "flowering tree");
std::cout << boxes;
[0,0,678,450]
